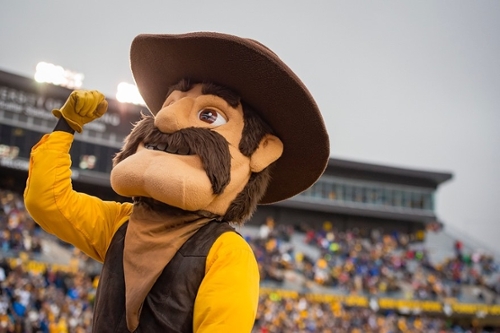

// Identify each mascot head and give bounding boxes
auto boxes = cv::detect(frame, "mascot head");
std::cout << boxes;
[110,32,330,224]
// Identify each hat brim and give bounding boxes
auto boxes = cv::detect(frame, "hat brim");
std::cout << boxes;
[130,32,330,204]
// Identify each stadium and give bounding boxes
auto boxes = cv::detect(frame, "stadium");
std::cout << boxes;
[0,68,499,333]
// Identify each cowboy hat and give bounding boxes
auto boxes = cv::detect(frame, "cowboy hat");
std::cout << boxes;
[130,32,330,204]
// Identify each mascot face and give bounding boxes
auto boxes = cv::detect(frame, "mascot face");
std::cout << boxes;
[110,83,283,217]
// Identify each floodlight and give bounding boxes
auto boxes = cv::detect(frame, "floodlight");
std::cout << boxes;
[116,82,145,105]
[34,62,84,89]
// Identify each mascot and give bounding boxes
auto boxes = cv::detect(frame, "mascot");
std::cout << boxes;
[24,32,329,332]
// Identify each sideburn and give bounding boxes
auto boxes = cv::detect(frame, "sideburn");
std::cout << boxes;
[224,102,275,224]
[223,165,273,223]
[113,115,231,195]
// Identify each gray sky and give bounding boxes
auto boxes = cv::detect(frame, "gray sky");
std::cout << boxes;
[1,1,499,253]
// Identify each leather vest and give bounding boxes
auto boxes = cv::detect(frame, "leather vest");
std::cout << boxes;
[92,220,235,333]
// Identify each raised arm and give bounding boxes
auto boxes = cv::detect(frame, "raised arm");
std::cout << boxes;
[24,91,133,262]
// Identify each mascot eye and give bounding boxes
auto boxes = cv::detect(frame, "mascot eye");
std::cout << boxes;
[197,108,227,126]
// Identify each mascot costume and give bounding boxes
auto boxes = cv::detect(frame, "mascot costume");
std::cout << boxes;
[24,32,329,332]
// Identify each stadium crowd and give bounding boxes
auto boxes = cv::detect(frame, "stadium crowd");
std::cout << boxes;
[249,217,500,304]
[0,188,499,332]
[253,293,467,333]
[0,190,42,257]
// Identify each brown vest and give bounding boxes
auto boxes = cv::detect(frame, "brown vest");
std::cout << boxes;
[92,220,235,333]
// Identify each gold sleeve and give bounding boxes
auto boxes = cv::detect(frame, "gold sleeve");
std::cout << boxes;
[193,232,259,332]
[24,131,133,262]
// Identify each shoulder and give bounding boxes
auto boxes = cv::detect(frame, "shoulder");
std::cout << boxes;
[211,229,253,254]
[205,229,256,272]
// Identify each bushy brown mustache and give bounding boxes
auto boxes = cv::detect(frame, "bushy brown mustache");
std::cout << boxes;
[113,115,231,195]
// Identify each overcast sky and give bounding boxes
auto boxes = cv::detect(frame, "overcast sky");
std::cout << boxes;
[1,1,499,253]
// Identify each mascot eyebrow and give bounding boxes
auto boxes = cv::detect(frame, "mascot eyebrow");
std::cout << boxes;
[166,79,240,108]
[114,78,276,223]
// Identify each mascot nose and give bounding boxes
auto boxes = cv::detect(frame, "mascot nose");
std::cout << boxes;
[154,98,193,133]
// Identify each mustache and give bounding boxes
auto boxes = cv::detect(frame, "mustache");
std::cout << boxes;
[113,115,231,195]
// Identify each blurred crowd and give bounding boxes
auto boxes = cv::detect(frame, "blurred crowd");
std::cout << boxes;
[1,188,500,332]
[0,261,95,333]
[1,189,97,332]
[0,190,42,257]
[249,217,500,304]
[252,292,473,333]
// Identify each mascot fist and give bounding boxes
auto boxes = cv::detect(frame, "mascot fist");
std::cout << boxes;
[52,90,108,133]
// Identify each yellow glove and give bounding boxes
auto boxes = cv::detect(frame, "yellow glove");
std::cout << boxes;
[52,90,108,133]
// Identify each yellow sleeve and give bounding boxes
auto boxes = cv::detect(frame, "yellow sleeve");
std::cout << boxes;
[23,131,133,262]
[193,232,259,333]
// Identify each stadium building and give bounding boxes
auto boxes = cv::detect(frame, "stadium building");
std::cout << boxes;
[251,156,451,236]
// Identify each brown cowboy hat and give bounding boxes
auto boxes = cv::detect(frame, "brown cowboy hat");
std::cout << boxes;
[130,32,330,204]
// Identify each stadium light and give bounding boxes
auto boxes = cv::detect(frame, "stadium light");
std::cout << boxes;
[116,82,146,105]
[34,62,84,89]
